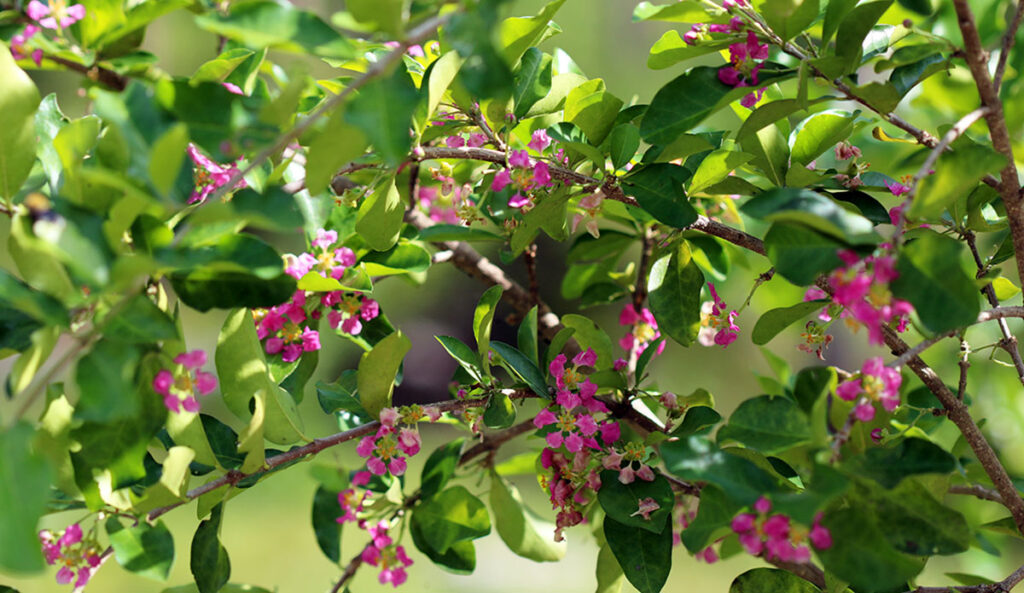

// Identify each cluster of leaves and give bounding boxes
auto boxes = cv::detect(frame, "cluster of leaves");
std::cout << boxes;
[2,0,1024,592]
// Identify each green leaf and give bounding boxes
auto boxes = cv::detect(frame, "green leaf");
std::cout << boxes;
[680,484,741,553]
[661,436,777,504]
[149,123,189,196]
[345,0,404,36]
[500,0,568,64]
[490,472,566,562]
[647,30,732,70]
[751,300,828,345]
[761,0,820,41]
[789,110,858,165]
[596,543,625,593]
[647,239,704,347]
[346,67,418,167]
[492,342,550,399]
[0,43,40,200]
[305,109,368,196]
[191,504,230,593]
[0,269,69,326]
[0,423,52,572]
[417,224,503,243]
[846,437,956,488]
[598,471,675,534]
[473,285,503,373]
[909,144,1006,219]
[609,124,641,170]
[560,314,614,369]
[793,366,835,414]
[215,309,273,420]
[513,48,553,120]
[817,506,924,593]
[356,179,405,251]
[517,306,539,367]
[854,478,969,556]
[361,242,432,276]
[835,1,894,73]
[102,295,178,344]
[194,1,355,58]
[764,222,844,285]
[74,340,142,423]
[564,79,623,145]
[161,584,272,593]
[107,518,175,581]
[730,568,822,592]
[742,188,875,242]
[169,270,296,313]
[603,516,672,593]
[357,330,412,419]
[311,487,343,563]
[622,164,696,228]
[421,439,465,501]
[717,395,812,454]
[412,486,491,554]
[409,515,476,574]
[436,335,484,382]
[484,391,517,429]
[427,51,463,119]
[890,231,980,334]
[633,1,712,22]
[740,123,789,186]
[688,150,753,194]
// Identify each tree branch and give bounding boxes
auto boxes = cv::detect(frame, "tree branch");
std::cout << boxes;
[44,55,129,91]
[994,0,1024,89]
[965,231,1024,386]
[912,564,1024,593]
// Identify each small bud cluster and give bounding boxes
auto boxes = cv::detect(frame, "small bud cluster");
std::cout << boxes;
[832,141,871,189]
[731,497,831,563]
[152,349,218,413]
[253,228,380,361]
[698,283,740,347]
[836,357,902,422]
[39,523,102,587]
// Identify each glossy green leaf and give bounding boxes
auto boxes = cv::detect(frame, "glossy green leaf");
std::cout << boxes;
[517,306,539,367]
[909,144,1006,219]
[661,436,776,504]
[0,269,69,327]
[74,340,142,423]
[107,518,175,581]
[191,504,230,593]
[647,239,704,347]
[622,164,696,228]
[417,224,503,243]
[356,179,405,252]
[412,486,491,554]
[730,568,822,592]
[346,0,404,36]
[789,110,858,165]
[345,68,419,167]
[680,484,741,553]
[311,487,343,563]
[513,48,553,120]
[835,1,894,73]
[499,0,568,64]
[357,330,412,419]
[764,222,844,285]
[751,300,828,345]
[490,471,566,562]
[149,123,189,196]
[596,543,625,593]
[817,506,924,593]
[793,366,835,414]
[603,516,672,593]
[474,285,503,372]
[717,395,812,454]
[427,50,463,118]
[409,514,476,574]
[436,335,484,382]
[0,43,40,200]
[890,231,980,334]
[855,478,969,556]
[647,30,732,70]
[484,390,517,429]
[362,242,432,276]
[641,67,731,146]
[194,1,355,58]
[216,309,272,420]
[0,423,52,572]
[745,189,875,242]
[609,124,641,170]
[421,439,465,501]
[561,314,614,369]
[305,109,368,196]
[102,295,178,344]
[564,79,623,144]
[491,341,550,399]
[689,150,753,194]
[740,123,789,186]
[633,1,711,22]
[761,0,820,41]
[847,437,956,488]
[598,471,675,534]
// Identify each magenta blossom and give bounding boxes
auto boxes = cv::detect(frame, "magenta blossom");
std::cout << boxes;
[698,283,740,347]
[528,129,552,152]
[185,143,247,204]
[835,357,902,422]
[360,520,414,588]
[718,31,769,108]
[27,0,85,30]
[619,304,666,361]
[828,249,913,344]
[731,497,830,563]
[153,349,217,413]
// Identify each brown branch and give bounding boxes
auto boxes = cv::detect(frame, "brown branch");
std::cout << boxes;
[952,0,1024,288]
[965,231,1024,386]
[768,557,826,589]
[912,564,1024,593]
[523,243,540,306]
[949,483,1005,504]
[44,55,128,91]
[994,0,1024,89]
[958,339,971,401]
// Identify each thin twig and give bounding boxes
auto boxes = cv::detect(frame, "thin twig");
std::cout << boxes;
[912,564,1024,592]
[44,55,129,91]
[523,243,540,306]
[994,0,1024,89]
[965,231,1024,386]
[958,339,971,401]
[948,483,1004,504]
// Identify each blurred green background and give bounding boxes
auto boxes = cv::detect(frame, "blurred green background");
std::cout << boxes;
[4,0,1024,591]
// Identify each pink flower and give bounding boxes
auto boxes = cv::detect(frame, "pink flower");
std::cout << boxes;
[222,82,244,95]
[509,150,532,168]
[528,129,552,152]
[491,169,512,192]
[532,161,553,188]
[631,497,661,520]
[467,133,487,147]
[173,349,207,370]
[27,0,86,30]
[153,370,174,396]
[312,228,338,250]
[834,141,862,161]
[619,304,666,360]
[185,143,247,204]
[508,193,531,209]
[195,372,217,395]
[445,135,466,148]
[56,566,75,585]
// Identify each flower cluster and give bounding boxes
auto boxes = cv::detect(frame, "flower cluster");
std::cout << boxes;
[684,16,745,44]
[535,349,623,540]
[832,141,871,189]
[698,283,740,347]
[39,523,102,587]
[827,249,913,345]
[419,163,476,225]
[616,305,666,368]
[718,31,770,108]
[836,357,902,422]
[491,131,556,210]
[361,520,414,587]
[731,497,831,563]
[27,1,85,30]
[153,349,217,413]
[572,190,605,238]
[357,405,439,477]
[11,24,43,65]
[185,143,248,204]
[253,229,380,361]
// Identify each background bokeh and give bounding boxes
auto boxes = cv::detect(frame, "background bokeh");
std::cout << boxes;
[3,0,1024,591]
